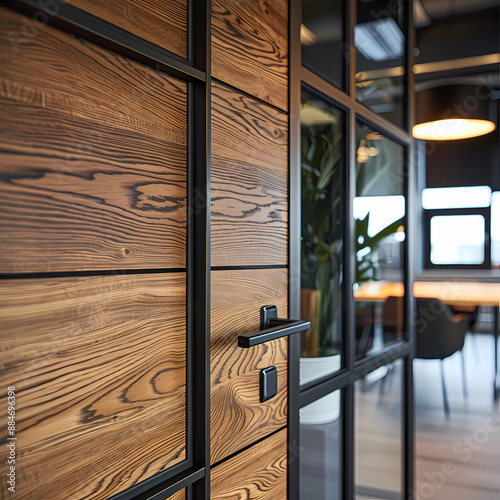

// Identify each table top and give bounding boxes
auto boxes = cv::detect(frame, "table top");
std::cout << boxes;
[354,280,500,307]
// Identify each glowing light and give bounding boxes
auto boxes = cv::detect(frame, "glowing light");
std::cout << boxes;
[412,119,495,141]
[422,186,491,209]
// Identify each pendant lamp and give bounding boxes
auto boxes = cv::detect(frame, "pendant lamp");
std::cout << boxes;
[412,84,495,141]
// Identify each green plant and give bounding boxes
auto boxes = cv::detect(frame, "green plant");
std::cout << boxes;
[300,108,343,357]
[355,213,405,282]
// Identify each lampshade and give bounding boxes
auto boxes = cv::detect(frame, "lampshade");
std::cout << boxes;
[412,85,496,140]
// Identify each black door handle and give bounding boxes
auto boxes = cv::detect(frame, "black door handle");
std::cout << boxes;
[237,305,311,348]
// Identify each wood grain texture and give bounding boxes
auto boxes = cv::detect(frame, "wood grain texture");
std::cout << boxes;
[210,269,288,464]
[212,0,288,111]
[0,273,186,500]
[0,7,187,273]
[211,428,287,500]
[65,0,187,58]
[167,489,185,500]
[211,82,288,267]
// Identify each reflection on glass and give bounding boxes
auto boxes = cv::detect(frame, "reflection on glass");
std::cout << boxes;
[302,0,345,90]
[300,390,342,500]
[355,1,405,128]
[492,192,500,268]
[355,360,403,499]
[354,121,406,359]
[430,215,485,265]
[300,89,345,385]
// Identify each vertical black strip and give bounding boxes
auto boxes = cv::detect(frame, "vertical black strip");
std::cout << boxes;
[191,0,211,498]
[346,2,357,495]
[288,0,302,498]
[404,2,415,496]
[343,384,355,500]
[404,355,415,500]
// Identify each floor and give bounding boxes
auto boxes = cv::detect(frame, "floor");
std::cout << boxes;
[414,332,500,500]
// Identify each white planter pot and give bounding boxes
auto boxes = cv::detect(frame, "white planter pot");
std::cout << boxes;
[299,355,341,425]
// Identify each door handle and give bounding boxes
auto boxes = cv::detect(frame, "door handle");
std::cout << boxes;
[237,305,311,348]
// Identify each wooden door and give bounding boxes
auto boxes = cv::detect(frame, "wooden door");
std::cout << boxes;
[0,0,291,498]
[210,0,290,497]
[0,4,189,499]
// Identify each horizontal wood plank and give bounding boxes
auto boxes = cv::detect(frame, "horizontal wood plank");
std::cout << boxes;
[210,269,288,464]
[64,0,188,58]
[0,273,186,500]
[211,82,288,267]
[211,428,287,499]
[212,0,288,111]
[0,8,187,273]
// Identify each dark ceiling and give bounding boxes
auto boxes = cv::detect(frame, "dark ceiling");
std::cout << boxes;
[421,0,500,19]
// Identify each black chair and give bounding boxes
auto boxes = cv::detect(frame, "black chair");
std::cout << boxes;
[415,298,469,416]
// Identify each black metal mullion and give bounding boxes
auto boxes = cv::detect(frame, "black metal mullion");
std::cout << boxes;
[6,0,205,83]
[345,0,358,480]
[302,66,413,147]
[405,1,417,490]
[404,355,415,500]
[288,0,301,498]
[191,0,211,497]
[345,1,357,494]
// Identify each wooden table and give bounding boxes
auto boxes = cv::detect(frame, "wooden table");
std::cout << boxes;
[354,281,500,399]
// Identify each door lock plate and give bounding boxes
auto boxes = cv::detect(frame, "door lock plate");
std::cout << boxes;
[260,366,278,402]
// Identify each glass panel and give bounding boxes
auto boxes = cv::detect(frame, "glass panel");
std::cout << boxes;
[355,359,403,499]
[422,186,491,209]
[354,121,406,359]
[430,215,485,265]
[492,192,500,268]
[302,0,345,90]
[300,390,342,499]
[300,88,345,385]
[355,1,406,128]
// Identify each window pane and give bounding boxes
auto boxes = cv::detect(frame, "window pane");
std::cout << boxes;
[300,390,342,499]
[302,0,345,90]
[355,359,403,499]
[355,1,406,128]
[300,89,345,385]
[354,121,406,360]
[430,215,485,265]
[422,186,491,209]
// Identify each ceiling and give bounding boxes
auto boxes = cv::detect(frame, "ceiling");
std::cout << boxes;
[420,0,499,20]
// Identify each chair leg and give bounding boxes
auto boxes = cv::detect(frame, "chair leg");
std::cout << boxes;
[461,350,468,399]
[441,361,450,417]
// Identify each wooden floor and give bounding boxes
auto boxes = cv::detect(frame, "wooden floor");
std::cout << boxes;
[415,332,500,500]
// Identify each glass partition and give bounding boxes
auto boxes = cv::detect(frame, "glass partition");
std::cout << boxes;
[355,0,406,128]
[300,390,342,499]
[301,0,345,90]
[300,88,345,386]
[355,359,403,499]
[354,121,406,359]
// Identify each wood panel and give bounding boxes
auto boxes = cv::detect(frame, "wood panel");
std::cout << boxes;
[0,273,186,500]
[211,428,287,499]
[65,0,187,58]
[0,7,187,273]
[210,269,288,464]
[167,489,186,500]
[212,0,288,111]
[211,82,288,267]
